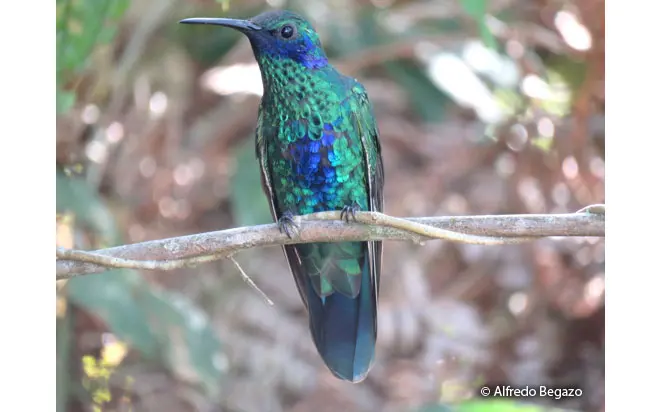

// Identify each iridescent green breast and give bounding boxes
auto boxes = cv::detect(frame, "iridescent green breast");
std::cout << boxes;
[259,60,369,215]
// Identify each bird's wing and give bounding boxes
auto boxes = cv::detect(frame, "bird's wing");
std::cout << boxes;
[255,107,277,219]
[255,106,313,306]
[348,79,384,297]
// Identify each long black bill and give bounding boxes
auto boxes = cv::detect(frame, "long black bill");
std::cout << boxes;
[178,17,261,32]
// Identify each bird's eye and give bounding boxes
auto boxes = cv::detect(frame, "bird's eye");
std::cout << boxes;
[280,24,294,39]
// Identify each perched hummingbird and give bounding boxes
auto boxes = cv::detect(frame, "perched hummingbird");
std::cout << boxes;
[180,10,384,382]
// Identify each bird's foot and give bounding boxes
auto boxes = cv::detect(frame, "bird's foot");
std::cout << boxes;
[340,204,361,223]
[278,211,300,238]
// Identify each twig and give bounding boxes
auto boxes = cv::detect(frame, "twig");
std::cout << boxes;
[56,247,226,271]
[327,211,537,245]
[228,256,274,306]
[56,208,605,280]
[576,204,606,215]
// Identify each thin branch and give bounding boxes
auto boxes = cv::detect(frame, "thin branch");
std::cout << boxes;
[56,247,222,271]
[228,256,274,306]
[56,208,605,280]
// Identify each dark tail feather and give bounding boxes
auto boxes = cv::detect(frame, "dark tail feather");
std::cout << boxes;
[303,247,377,382]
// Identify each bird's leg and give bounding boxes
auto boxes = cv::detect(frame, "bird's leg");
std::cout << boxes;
[278,211,300,238]
[340,204,361,223]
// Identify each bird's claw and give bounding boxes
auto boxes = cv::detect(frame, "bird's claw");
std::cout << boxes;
[278,211,300,238]
[340,204,361,223]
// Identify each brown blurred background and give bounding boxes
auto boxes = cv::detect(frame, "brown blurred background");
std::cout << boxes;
[56,0,605,411]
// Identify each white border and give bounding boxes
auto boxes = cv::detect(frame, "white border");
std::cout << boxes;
[607,0,650,410]
[2,1,55,410]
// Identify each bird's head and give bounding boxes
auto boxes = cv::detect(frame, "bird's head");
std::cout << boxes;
[180,10,328,70]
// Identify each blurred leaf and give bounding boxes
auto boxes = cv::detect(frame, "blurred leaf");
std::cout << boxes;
[56,170,121,244]
[82,354,114,408]
[427,18,464,33]
[478,24,499,51]
[545,56,588,96]
[456,400,544,412]
[57,312,72,412]
[69,272,159,356]
[418,399,579,412]
[532,136,555,152]
[356,7,387,48]
[67,271,224,396]
[528,56,587,117]
[58,168,224,396]
[57,91,77,115]
[107,0,130,20]
[97,26,118,44]
[384,61,452,123]
[325,6,404,62]
[459,0,499,50]
[460,0,485,18]
[493,88,527,117]
[56,0,130,114]
[230,139,272,226]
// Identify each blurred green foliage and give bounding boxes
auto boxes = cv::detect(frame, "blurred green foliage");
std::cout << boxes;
[56,170,121,244]
[56,310,72,412]
[81,354,117,410]
[69,271,224,396]
[56,0,130,113]
[459,0,499,50]
[57,172,224,404]
[57,1,225,408]
[419,399,577,412]
[385,61,452,123]
[57,168,225,404]
[231,139,272,226]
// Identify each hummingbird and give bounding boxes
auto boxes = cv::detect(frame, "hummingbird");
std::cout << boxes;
[180,10,384,382]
